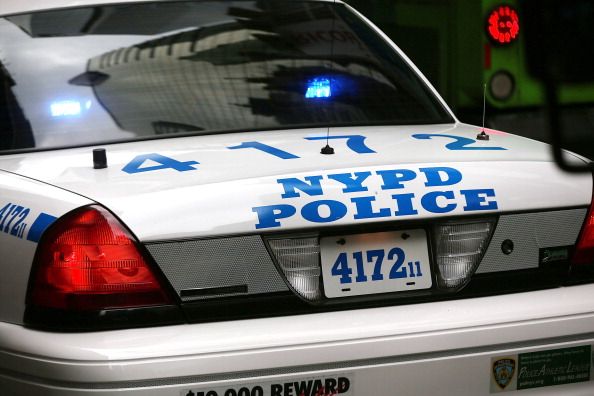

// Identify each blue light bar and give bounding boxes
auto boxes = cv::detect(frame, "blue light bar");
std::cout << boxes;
[305,78,331,99]
[50,100,81,117]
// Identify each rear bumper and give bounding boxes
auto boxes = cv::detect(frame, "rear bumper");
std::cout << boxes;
[2,284,594,395]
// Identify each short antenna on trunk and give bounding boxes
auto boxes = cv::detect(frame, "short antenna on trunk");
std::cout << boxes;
[477,83,490,140]
[321,0,337,155]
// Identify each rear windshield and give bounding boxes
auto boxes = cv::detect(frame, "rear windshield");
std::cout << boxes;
[0,0,454,152]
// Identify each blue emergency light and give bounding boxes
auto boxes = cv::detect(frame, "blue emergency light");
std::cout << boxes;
[50,100,82,117]
[305,78,332,99]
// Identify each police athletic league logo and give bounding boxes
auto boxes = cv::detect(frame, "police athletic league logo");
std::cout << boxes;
[492,358,516,390]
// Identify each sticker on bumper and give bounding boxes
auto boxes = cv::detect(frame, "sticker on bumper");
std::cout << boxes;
[490,345,592,392]
[182,374,352,396]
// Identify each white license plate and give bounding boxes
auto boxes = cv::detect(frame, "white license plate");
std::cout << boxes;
[320,230,432,298]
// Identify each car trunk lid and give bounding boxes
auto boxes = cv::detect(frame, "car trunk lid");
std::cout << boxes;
[0,124,590,241]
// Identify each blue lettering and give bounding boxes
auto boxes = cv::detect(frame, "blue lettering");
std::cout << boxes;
[301,200,347,223]
[461,189,498,211]
[277,176,324,199]
[328,172,371,193]
[122,153,199,174]
[304,135,376,154]
[252,170,498,229]
[420,167,462,187]
[412,133,506,151]
[351,196,391,219]
[421,191,457,213]
[27,212,56,242]
[377,169,416,190]
[252,204,296,229]
[391,193,418,216]
[228,141,299,159]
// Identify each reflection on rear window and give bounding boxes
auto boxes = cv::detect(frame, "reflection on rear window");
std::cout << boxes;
[0,0,453,152]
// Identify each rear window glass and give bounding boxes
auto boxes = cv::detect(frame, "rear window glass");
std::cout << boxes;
[0,0,453,152]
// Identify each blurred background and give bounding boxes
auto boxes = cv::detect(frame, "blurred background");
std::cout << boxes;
[345,0,594,158]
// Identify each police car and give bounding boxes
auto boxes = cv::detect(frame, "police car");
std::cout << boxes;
[1,0,594,395]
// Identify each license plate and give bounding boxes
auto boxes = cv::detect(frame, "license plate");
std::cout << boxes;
[320,230,432,298]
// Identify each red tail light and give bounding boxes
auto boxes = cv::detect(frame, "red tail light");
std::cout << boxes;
[28,206,174,311]
[572,199,594,265]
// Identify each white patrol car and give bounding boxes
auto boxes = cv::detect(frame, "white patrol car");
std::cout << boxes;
[1,0,594,395]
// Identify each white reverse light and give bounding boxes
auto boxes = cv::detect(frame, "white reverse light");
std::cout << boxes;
[268,236,322,301]
[433,219,496,290]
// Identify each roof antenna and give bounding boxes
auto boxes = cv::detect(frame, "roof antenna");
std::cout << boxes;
[321,134,334,154]
[477,83,490,140]
[321,0,337,155]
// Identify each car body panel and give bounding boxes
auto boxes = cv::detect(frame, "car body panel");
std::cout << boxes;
[1,284,594,394]
[0,124,590,241]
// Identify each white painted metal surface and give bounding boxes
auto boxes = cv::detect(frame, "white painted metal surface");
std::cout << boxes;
[0,124,590,241]
[1,284,594,394]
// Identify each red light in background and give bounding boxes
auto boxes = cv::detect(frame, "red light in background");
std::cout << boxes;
[484,43,492,69]
[486,5,520,45]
